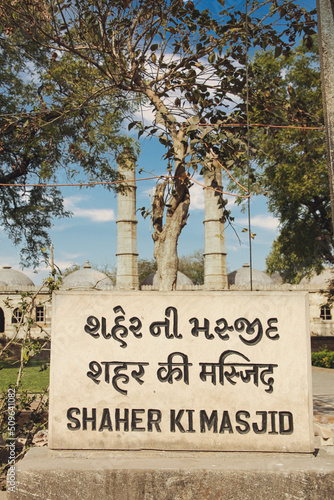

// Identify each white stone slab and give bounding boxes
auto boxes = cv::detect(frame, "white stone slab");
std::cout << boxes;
[49,291,314,452]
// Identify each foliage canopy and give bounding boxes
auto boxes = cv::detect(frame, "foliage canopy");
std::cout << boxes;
[0,0,317,284]
[0,22,137,267]
[244,40,331,283]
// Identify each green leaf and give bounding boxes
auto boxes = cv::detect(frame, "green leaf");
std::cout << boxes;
[274,46,282,58]
[23,348,30,362]
[128,121,139,131]
[158,134,169,145]
[208,52,216,63]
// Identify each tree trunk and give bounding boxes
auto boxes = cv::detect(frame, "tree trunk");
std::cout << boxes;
[144,90,190,290]
[153,195,190,291]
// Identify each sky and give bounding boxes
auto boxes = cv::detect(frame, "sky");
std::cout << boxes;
[0,134,279,285]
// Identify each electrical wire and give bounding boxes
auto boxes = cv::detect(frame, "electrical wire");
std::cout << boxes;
[245,0,253,291]
[0,173,250,198]
[197,123,324,130]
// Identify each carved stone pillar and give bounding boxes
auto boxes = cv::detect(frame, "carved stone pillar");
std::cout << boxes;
[116,150,139,290]
[203,162,228,290]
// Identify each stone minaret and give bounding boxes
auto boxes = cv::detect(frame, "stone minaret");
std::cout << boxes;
[203,161,228,290]
[116,150,139,290]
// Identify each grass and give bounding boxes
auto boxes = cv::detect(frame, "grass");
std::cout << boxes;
[0,359,49,392]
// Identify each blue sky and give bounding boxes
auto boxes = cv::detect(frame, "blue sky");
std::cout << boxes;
[0,135,279,285]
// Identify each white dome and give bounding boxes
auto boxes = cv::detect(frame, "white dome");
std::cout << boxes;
[228,264,274,287]
[62,261,113,290]
[299,267,334,289]
[140,271,193,289]
[0,266,35,287]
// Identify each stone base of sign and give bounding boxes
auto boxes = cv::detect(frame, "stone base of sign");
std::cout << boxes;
[7,447,334,500]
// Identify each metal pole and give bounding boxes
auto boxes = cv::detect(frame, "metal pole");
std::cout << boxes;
[317,0,334,235]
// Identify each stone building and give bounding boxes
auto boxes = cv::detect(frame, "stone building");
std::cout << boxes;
[0,266,52,340]
[0,261,114,342]
[228,264,334,343]
[299,268,334,339]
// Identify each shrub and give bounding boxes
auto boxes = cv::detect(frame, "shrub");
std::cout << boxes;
[311,349,334,369]
[0,257,61,491]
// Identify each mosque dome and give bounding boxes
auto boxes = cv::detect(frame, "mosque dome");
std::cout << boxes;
[299,267,334,289]
[140,271,193,289]
[61,261,113,290]
[269,272,283,285]
[0,266,35,287]
[228,263,274,288]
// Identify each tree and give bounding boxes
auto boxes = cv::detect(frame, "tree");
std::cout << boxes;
[246,39,332,282]
[137,258,157,283]
[1,0,316,287]
[0,27,137,267]
[178,250,204,285]
[136,251,204,285]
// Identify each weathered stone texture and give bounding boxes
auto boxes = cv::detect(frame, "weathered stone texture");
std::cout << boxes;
[7,447,334,500]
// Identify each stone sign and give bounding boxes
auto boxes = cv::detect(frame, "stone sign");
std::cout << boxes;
[49,290,314,452]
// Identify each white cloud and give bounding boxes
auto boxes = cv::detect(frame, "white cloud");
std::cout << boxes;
[225,243,243,252]
[59,251,82,260]
[75,208,115,222]
[239,215,279,231]
[189,174,238,211]
[63,195,86,209]
[133,105,156,127]
[52,223,72,232]
[63,196,115,222]
[189,175,204,210]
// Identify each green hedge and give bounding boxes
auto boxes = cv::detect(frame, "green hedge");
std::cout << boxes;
[311,349,334,369]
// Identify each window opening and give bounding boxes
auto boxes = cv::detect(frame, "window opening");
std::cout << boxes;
[320,305,332,320]
[12,308,23,324]
[36,306,44,322]
[0,308,4,333]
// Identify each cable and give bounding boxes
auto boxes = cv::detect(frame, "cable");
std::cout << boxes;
[0,175,168,188]
[245,0,253,291]
[0,173,251,198]
[197,123,324,130]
